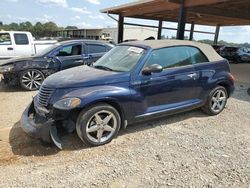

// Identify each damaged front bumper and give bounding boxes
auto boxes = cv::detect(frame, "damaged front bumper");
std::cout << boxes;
[21,100,63,149]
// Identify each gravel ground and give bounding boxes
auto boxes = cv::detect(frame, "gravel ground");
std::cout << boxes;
[0,81,249,187]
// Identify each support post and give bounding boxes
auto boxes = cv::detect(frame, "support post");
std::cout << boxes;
[189,22,195,41]
[118,15,124,43]
[157,19,163,40]
[214,25,220,44]
[176,0,186,40]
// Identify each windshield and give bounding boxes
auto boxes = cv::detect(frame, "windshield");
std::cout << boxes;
[34,43,60,57]
[93,45,145,72]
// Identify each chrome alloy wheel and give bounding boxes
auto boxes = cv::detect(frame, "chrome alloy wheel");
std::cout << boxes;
[210,89,227,113]
[86,110,117,144]
[21,70,44,90]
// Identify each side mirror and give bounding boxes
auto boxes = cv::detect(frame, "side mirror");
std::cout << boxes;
[142,64,163,75]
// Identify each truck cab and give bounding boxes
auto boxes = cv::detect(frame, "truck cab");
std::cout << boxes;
[0,31,57,60]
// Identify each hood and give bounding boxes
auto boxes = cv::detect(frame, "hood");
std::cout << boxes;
[0,56,43,66]
[43,66,130,89]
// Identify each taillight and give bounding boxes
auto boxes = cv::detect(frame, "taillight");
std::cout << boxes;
[229,73,236,82]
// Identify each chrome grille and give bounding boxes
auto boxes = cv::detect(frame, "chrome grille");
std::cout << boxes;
[38,86,55,106]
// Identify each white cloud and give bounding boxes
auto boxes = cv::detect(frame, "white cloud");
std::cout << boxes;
[70,7,91,14]
[16,17,29,21]
[37,0,68,7]
[5,0,19,2]
[71,15,81,20]
[35,14,54,23]
[88,15,105,20]
[76,21,92,28]
[43,14,53,19]
[35,17,49,23]
[86,0,100,5]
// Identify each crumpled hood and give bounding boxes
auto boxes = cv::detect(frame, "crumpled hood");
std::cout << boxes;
[0,56,42,66]
[42,66,130,89]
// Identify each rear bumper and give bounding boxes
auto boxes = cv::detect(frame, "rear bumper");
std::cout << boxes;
[21,101,53,143]
[229,85,235,97]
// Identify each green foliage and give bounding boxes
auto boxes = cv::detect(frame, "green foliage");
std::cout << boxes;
[65,26,78,30]
[0,21,60,38]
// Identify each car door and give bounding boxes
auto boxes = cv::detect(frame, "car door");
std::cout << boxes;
[0,33,15,59]
[86,43,108,64]
[190,46,221,101]
[55,43,84,70]
[13,33,33,57]
[131,46,199,118]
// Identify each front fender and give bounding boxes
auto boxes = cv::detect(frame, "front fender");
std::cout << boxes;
[52,85,133,122]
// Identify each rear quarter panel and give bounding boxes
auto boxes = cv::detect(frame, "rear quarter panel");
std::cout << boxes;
[194,59,234,101]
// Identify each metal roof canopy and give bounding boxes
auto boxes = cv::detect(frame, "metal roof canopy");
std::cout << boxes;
[101,0,250,43]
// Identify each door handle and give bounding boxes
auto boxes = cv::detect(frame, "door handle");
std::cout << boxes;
[83,55,93,60]
[7,47,13,51]
[75,60,84,63]
[187,73,197,79]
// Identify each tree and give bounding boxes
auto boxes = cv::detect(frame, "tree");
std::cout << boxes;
[43,22,59,37]
[65,26,78,30]
[19,21,33,32]
[33,22,44,38]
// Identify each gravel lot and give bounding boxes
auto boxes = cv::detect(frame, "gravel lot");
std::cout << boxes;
[0,64,249,187]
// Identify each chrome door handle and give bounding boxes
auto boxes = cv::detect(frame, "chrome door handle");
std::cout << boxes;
[75,60,84,63]
[187,73,197,79]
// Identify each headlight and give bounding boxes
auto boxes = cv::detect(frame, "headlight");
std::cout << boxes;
[53,98,81,110]
[0,65,14,73]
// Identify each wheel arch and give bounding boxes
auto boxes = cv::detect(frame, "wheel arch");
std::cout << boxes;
[18,68,45,90]
[78,98,127,129]
[217,81,231,97]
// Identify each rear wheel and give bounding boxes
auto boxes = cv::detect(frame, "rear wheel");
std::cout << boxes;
[76,103,121,146]
[19,69,45,91]
[202,86,228,116]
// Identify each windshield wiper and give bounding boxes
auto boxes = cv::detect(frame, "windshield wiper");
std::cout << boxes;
[94,65,113,71]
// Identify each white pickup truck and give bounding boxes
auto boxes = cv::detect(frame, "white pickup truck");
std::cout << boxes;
[0,31,57,60]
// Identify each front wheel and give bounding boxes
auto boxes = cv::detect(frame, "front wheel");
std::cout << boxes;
[19,69,45,91]
[202,86,228,116]
[76,103,121,146]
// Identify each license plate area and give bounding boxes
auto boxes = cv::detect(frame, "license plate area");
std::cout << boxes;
[34,97,50,117]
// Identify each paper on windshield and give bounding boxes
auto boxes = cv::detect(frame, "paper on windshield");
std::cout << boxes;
[127,47,144,54]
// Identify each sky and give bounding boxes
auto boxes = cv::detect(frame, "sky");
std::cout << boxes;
[0,0,250,43]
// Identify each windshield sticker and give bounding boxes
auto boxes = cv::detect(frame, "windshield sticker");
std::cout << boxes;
[127,47,144,54]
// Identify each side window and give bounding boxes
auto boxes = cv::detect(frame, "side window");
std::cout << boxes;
[88,44,106,54]
[146,46,193,69]
[106,45,113,51]
[14,34,29,45]
[56,44,82,57]
[188,47,209,64]
[0,33,11,45]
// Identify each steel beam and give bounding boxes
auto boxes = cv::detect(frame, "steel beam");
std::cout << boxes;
[176,0,186,40]
[189,22,195,40]
[214,25,220,44]
[158,20,163,39]
[118,15,124,43]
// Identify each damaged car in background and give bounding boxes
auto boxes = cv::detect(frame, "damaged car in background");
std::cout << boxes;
[0,40,113,90]
[21,40,235,149]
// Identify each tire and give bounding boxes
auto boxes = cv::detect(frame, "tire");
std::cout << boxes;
[247,88,250,96]
[19,69,45,91]
[201,86,228,116]
[235,59,240,64]
[76,103,121,146]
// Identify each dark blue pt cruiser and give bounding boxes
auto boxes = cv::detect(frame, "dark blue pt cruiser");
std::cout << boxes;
[21,40,235,149]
